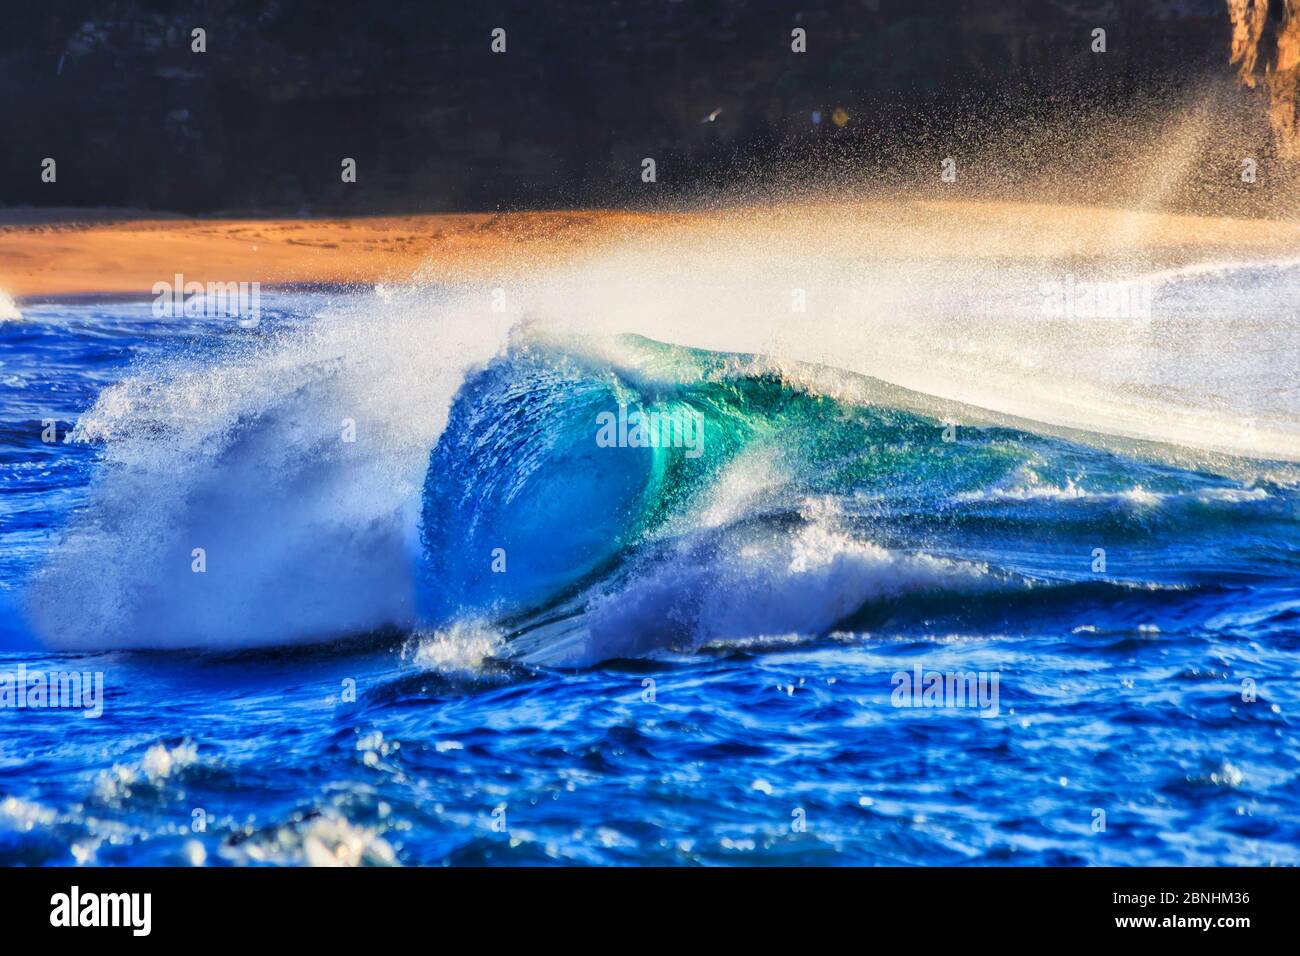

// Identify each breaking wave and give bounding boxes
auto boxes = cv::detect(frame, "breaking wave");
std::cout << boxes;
[21,208,1300,664]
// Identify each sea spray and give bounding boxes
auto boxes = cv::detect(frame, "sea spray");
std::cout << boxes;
[28,285,518,650]
[21,197,1300,654]
[0,289,21,322]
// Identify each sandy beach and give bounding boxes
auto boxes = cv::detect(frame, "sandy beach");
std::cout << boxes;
[6,201,1300,300]
[0,208,672,299]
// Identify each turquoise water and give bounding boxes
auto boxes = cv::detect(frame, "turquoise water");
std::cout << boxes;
[1,289,1298,865]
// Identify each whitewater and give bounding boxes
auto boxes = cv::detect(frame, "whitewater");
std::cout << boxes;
[1,197,1298,865]
[10,200,1298,655]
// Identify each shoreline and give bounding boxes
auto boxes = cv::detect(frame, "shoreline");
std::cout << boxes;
[0,209,672,300]
[5,200,1300,300]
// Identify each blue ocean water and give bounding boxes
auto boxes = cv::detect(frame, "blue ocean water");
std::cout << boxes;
[1,285,1298,866]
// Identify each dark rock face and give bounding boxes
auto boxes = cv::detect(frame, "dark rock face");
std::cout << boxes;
[0,1,1235,214]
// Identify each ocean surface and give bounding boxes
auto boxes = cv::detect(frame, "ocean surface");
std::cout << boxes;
[1,258,1298,866]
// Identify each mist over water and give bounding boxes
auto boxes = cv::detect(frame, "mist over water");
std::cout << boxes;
[0,289,20,322]
[3,89,1300,862]
[14,186,1300,656]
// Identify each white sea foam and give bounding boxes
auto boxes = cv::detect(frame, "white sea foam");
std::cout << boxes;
[219,810,400,867]
[956,471,1164,505]
[518,516,1011,667]
[954,465,1272,506]
[0,289,21,322]
[1195,486,1271,502]
[30,286,518,650]
[93,741,200,804]
[0,795,57,831]
[409,620,504,673]
[25,200,1300,654]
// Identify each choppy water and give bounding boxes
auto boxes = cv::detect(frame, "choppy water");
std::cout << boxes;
[1,264,1298,865]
